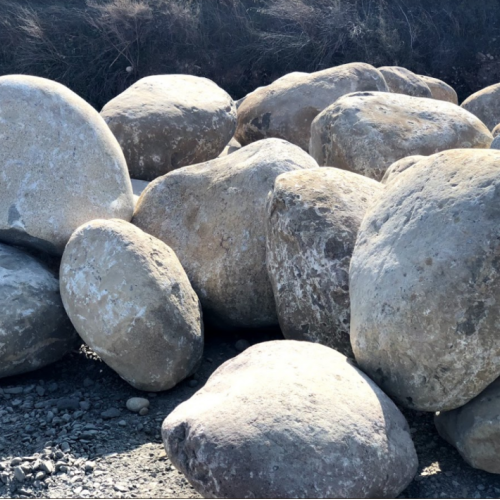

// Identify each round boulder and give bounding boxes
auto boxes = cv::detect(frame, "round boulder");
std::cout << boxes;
[60,219,203,392]
[235,63,388,151]
[435,377,500,474]
[350,149,500,412]
[0,75,134,255]
[0,243,77,378]
[461,83,500,130]
[133,139,317,329]
[379,66,432,98]
[492,123,500,137]
[419,75,458,104]
[310,91,493,180]
[381,155,426,184]
[162,340,418,499]
[101,75,237,181]
[266,168,381,356]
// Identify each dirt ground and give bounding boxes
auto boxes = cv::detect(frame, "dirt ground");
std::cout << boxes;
[0,329,499,499]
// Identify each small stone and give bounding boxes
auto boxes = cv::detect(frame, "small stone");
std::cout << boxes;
[35,472,45,481]
[101,408,121,419]
[235,339,250,352]
[74,486,82,495]
[13,466,25,482]
[61,442,70,453]
[0,472,9,484]
[40,461,54,475]
[126,398,149,413]
[118,420,127,427]
[188,380,199,388]
[4,387,23,395]
[10,458,22,466]
[62,414,71,423]
[79,401,90,411]
[36,386,45,397]
[114,483,128,492]
[139,407,149,416]
[54,451,64,460]
[57,398,80,411]
[84,462,94,473]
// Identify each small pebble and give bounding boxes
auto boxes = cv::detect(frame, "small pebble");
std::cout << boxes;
[79,401,90,411]
[13,466,25,482]
[40,461,54,475]
[35,471,45,481]
[118,420,127,427]
[126,398,150,413]
[101,408,121,419]
[36,386,45,397]
[139,407,149,416]
[10,458,22,466]
[61,442,70,453]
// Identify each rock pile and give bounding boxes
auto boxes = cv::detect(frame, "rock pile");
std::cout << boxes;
[4,65,500,497]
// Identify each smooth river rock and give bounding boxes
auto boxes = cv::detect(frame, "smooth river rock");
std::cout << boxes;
[162,340,418,499]
[419,75,458,104]
[381,155,426,184]
[379,66,432,98]
[350,149,500,411]
[461,82,500,130]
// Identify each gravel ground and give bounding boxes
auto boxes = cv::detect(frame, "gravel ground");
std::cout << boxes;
[1,330,500,499]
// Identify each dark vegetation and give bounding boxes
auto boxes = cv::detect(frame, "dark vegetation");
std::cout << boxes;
[1,0,500,109]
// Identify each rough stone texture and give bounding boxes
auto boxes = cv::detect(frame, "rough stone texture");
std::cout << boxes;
[461,83,500,130]
[235,63,388,151]
[218,137,242,157]
[350,149,500,412]
[162,340,418,499]
[101,75,237,181]
[379,66,432,98]
[0,243,77,378]
[133,139,318,329]
[381,155,426,184]
[310,91,493,180]
[493,123,500,137]
[435,377,500,474]
[60,219,203,392]
[419,75,458,104]
[0,75,134,255]
[131,179,150,205]
[265,168,381,356]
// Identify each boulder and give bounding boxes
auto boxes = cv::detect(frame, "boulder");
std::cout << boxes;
[60,219,203,392]
[378,66,432,98]
[133,139,318,329]
[162,340,418,499]
[0,75,134,256]
[0,243,77,378]
[435,377,500,474]
[235,63,388,151]
[381,155,426,184]
[493,123,500,137]
[419,75,458,104]
[350,149,500,412]
[461,83,500,130]
[265,168,381,356]
[310,91,493,180]
[131,179,150,205]
[101,75,237,181]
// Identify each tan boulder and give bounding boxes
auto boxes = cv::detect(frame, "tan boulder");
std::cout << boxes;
[162,340,418,499]
[461,83,500,130]
[381,155,426,184]
[435,377,500,474]
[379,66,432,98]
[266,168,381,356]
[350,149,500,412]
[235,63,388,151]
[493,123,500,137]
[133,139,318,329]
[0,75,134,255]
[101,75,237,181]
[60,219,203,392]
[310,91,493,180]
[419,75,458,104]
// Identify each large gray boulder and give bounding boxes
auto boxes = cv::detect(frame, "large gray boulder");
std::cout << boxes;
[0,75,134,255]
[0,243,77,378]
[310,91,493,180]
[350,149,500,412]
[379,66,432,98]
[419,75,458,104]
[435,377,500,474]
[235,63,388,151]
[60,219,203,392]
[381,155,426,184]
[101,75,237,181]
[133,139,318,329]
[162,340,418,499]
[461,82,500,130]
[266,168,381,356]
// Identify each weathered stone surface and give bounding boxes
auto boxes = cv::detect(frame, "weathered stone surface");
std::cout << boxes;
[131,179,150,205]
[266,168,381,356]
[435,377,500,474]
[0,243,77,378]
[218,137,241,157]
[350,149,500,412]
[310,91,493,180]
[162,340,418,499]
[493,123,500,137]
[381,155,426,184]
[133,139,317,329]
[0,75,134,255]
[60,219,203,392]
[461,83,500,130]
[419,75,458,104]
[101,75,237,181]
[235,63,388,151]
[379,66,432,98]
